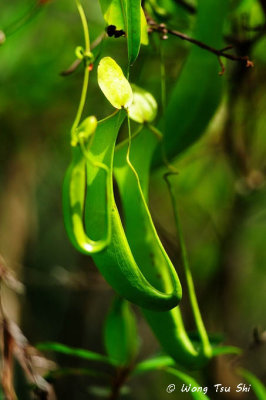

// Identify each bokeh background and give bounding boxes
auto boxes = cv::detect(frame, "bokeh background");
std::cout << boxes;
[0,0,266,399]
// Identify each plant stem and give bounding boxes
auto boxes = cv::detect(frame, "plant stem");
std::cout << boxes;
[76,0,90,52]
[164,174,211,357]
[115,125,143,151]
[71,0,91,138]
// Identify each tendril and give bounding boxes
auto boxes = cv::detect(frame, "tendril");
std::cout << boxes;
[71,0,91,140]
[159,37,211,359]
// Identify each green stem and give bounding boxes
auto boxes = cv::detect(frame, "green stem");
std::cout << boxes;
[159,42,211,357]
[158,41,178,174]
[164,174,212,357]
[147,124,163,141]
[115,124,143,151]
[159,43,207,347]
[71,0,91,139]
[76,0,90,52]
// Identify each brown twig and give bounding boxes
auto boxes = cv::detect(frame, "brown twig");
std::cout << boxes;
[60,59,82,77]
[0,257,55,400]
[108,366,132,400]
[146,16,254,73]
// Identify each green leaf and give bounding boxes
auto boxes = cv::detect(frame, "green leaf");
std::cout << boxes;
[128,84,157,123]
[99,0,144,64]
[125,0,142,64]
[152,0,229,167]
[99,0,124,30]
[211,345,242,356]
[133,355,175,375]
[140,8,149,45]
[165,368,210,400]
[104,296,139,366]
[37,342,114,365]
[238,369,266,400]
[97,57,133,109]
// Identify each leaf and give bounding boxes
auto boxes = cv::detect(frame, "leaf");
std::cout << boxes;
[99,0,146,62]
[152,0,229,167]
[37,342,114,365]
[238,369,266,400]
[133,355,175,375]
[140,8,149,45]
[99,0,124,30]
[165,368,210,400]
[97,57,133,109]
[125,0,142,64]
[104,296,139,366]
[211,346,242,356]
[128,84,157,123]
[134,360,211,399]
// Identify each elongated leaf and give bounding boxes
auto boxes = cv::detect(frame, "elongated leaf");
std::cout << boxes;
[98,57,133,109]
[37,342,113,365]
[128,84,157,123]
[212,345,242,357]
[238,369,266,400]
[125,0,142,64]
[133,355,175,375]
[165,368,210,400]
[140,8,148,45]
[104,296,139,366]
[99,0,147,47]
[152,0,229,167]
